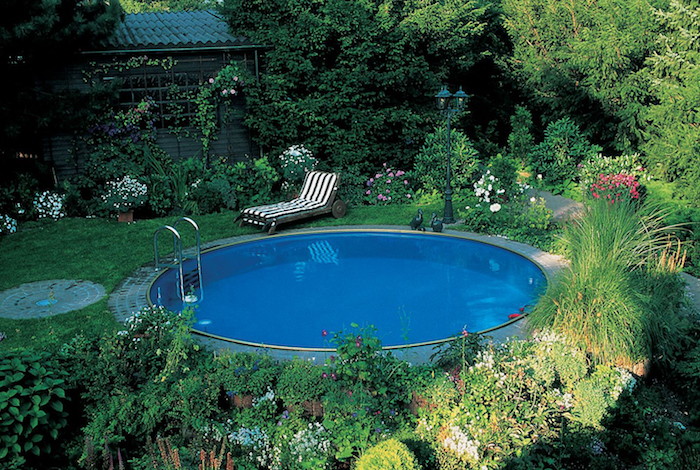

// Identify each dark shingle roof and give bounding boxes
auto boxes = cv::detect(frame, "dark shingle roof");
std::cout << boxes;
[103,10,256,51]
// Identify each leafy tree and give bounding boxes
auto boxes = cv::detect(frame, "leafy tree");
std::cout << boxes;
[120,0,214,13]
[220,0,500,171]
[501,0,664,152]
[641,0,700,201]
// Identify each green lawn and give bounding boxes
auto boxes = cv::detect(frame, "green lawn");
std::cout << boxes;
[0,204,438,351]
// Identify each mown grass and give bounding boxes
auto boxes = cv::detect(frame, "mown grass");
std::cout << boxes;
[0,203,440,351]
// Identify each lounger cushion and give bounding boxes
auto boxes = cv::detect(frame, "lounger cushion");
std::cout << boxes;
[241,171,338,223]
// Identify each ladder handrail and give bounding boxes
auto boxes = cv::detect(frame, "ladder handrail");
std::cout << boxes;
[173,216,204,303]
[153,218,203,304]
[153,225,185,302]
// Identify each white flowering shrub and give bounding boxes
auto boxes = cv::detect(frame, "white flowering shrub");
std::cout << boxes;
[33,191,66,220]
[228,426,282,469]
[279,144,318,184]
[287,423,332,469]
[0,214,17,234]
[442,425,481,464]
[102,174,148,213]
[473,170,505,204]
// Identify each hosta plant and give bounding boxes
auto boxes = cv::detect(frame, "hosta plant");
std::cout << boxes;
[0,349,69,464]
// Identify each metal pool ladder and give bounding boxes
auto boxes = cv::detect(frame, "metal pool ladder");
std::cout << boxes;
[153,217,203,304]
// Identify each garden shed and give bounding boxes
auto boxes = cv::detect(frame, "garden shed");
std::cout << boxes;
[41,9,266,181]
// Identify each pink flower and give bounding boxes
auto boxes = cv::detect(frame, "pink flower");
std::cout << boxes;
[383,162,387,167]
[386,179,391,184]
[230,89,236,95]
[322,372,328,379]
[366,190,371,195]
[331,373,337,381]
[233,76,239,81]
[376,174,382,178]
[222,89,228,95]
[404,180,408,185]
[208,78,215,84]
[388,172,394,177]
[396,170,405,176]
[322,329,328,337]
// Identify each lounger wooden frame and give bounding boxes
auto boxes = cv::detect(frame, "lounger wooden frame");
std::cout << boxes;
[234,171,347,235]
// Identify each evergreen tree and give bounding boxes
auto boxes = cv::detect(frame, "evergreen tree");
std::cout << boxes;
[642,0,700,201]
[501,0,664,152]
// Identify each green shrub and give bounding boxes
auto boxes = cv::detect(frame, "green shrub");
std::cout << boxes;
[363,164,414,205]
[277,358,328,407]
[528,117,602,189]
[413,126,480,194]
[355,438,422,470]
[571,366,636,429]
[215,351,281,397]
[0,349,69,464]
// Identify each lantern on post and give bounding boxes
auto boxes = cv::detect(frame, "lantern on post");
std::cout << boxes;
[435,86,468,224]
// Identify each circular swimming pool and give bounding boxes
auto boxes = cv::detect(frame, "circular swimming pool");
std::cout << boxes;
[149,230,546,350]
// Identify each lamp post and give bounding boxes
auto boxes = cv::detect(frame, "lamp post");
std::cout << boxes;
[435,86,468,224]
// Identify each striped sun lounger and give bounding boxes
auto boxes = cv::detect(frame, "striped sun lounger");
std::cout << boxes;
[235,171,346,234]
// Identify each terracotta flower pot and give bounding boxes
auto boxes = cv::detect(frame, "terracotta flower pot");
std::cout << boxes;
[118,209,134,223]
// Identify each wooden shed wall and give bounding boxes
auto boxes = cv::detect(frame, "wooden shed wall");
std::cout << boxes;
[40,49,260,182]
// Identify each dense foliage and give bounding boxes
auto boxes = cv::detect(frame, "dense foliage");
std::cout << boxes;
[219,0,504,172]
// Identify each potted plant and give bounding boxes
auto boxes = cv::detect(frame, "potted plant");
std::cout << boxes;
[216,351,280,409]
[101,174,148,222]
[277,358,329,417]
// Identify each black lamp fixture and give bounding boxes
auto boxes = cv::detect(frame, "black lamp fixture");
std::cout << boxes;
[435,86,468,224]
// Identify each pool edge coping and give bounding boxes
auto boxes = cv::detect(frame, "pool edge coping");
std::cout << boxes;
[109,225,568,359]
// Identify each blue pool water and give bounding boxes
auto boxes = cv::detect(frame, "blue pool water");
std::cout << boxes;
[149,231,545,349]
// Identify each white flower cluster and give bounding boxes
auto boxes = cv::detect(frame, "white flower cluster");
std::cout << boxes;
[443,425,480,463]
[279,144,318,182]
[613,367,637,398]
[289,423,331,467]
[102,174,148,212]
[551,388,574,410]
[532,328,567,345]
[34,191,66,220]
[0,214,17,234]
[228,426,281,469]
[473,170,505,204]
[470,350,495,370]
[253,387,275,407]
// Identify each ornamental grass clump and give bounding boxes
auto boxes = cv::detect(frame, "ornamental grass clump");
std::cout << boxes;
[529,198,685,367]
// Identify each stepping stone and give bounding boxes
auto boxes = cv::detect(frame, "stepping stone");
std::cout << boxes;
[0,279,105,320]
